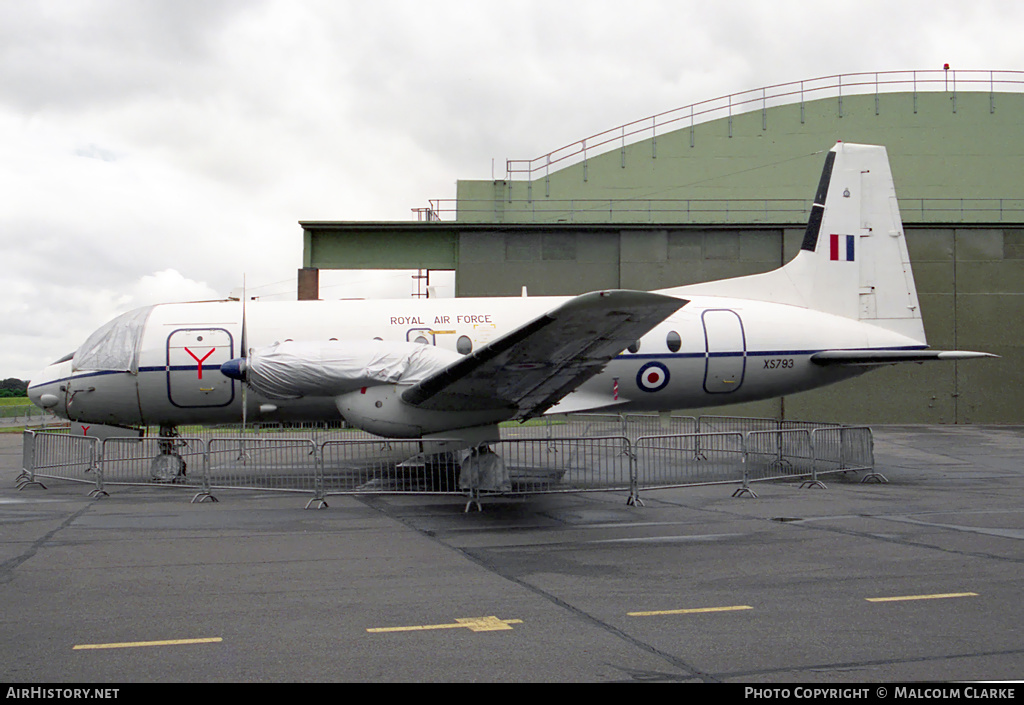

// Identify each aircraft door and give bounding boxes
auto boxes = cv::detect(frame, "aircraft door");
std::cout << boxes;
[702,309,746,394]
[166,328,235,408]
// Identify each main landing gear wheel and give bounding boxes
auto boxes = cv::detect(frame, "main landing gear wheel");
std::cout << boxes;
[150,453,186,482]
[151,425,187,482]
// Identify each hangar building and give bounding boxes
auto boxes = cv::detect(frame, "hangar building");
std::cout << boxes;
[298,70,1024,424]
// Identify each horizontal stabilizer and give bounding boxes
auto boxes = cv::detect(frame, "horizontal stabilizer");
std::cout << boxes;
[811,349,997,367]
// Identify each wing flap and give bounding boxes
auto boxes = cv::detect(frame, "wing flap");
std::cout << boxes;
[402,290,686,419]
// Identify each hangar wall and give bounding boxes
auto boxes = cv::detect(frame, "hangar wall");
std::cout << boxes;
[450,223,1023,425]
[456,91,1024,224]
[301,79,1024,424]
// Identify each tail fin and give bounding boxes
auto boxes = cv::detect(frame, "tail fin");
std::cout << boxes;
[791,141,924,341]
[666,142,926,343]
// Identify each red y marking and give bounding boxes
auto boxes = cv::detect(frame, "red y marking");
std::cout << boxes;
[81,426,91,436]
[184,347,215,379]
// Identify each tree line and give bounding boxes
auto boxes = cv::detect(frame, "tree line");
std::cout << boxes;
[1,379,28,398]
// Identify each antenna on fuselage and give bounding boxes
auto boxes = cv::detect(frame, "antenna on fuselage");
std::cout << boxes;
[240,274,248,436]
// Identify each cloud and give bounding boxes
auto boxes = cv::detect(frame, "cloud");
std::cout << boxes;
[130,269,222,306]
[3,0,1024,380]
[0,0,250,112]
[6,268,223,382]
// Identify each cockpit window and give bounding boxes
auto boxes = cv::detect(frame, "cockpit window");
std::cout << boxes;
[72,306,155,373]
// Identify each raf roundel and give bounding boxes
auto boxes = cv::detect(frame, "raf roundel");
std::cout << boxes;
[636,361,670,393]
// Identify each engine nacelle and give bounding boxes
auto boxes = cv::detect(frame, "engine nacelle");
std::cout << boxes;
[222,339,463,400]
[335,385,512,440]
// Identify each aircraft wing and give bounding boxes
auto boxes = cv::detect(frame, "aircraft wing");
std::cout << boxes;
[811,349,997,367]
[401,290,687,420]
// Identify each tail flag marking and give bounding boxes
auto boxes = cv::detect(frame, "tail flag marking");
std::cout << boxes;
[829,234,855,262]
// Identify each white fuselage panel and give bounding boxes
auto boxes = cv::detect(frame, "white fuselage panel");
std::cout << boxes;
[29,294,922,428]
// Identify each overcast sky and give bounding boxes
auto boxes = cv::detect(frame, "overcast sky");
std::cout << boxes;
[3,0,1023,380]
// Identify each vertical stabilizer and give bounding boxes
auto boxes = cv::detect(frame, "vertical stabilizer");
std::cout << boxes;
[792,142,923,340]
[664,142,927,343]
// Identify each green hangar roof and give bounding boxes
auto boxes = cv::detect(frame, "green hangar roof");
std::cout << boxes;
[445,69,1024,226]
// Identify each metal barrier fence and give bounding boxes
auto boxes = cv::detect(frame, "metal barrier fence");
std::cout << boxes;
[320,438,461,495]
[494,436,634,494]
[633,432,745,489]
[207,437,320,494]
[18,431,98,488]
[18,416,875,507]
[0,404,51,425]
[99,436,206,488]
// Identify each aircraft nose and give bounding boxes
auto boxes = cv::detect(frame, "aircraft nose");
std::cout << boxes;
[27,365,67,415]
[220,358,248,381]
[26,383,53,409]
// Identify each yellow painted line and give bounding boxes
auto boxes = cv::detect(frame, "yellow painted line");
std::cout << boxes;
[428,330,456,335]
[866,592,978,603]
[73,637,222,650]
[368,616,523,633]
[628,605,753,617]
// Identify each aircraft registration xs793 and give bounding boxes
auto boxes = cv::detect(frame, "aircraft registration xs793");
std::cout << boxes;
[29,142,992,457]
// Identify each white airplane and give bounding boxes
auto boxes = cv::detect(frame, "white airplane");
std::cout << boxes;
[29,142,992,453]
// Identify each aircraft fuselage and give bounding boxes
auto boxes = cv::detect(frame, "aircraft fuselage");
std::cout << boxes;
[29,293,922,429]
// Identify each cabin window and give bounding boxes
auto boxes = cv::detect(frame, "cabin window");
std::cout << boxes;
[628,340,641,354]
[666,330,681,353]
[457,335,473,355]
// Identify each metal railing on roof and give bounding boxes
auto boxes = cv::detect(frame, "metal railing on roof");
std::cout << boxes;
[412,196,1024,225]
[501,69,1024,182]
